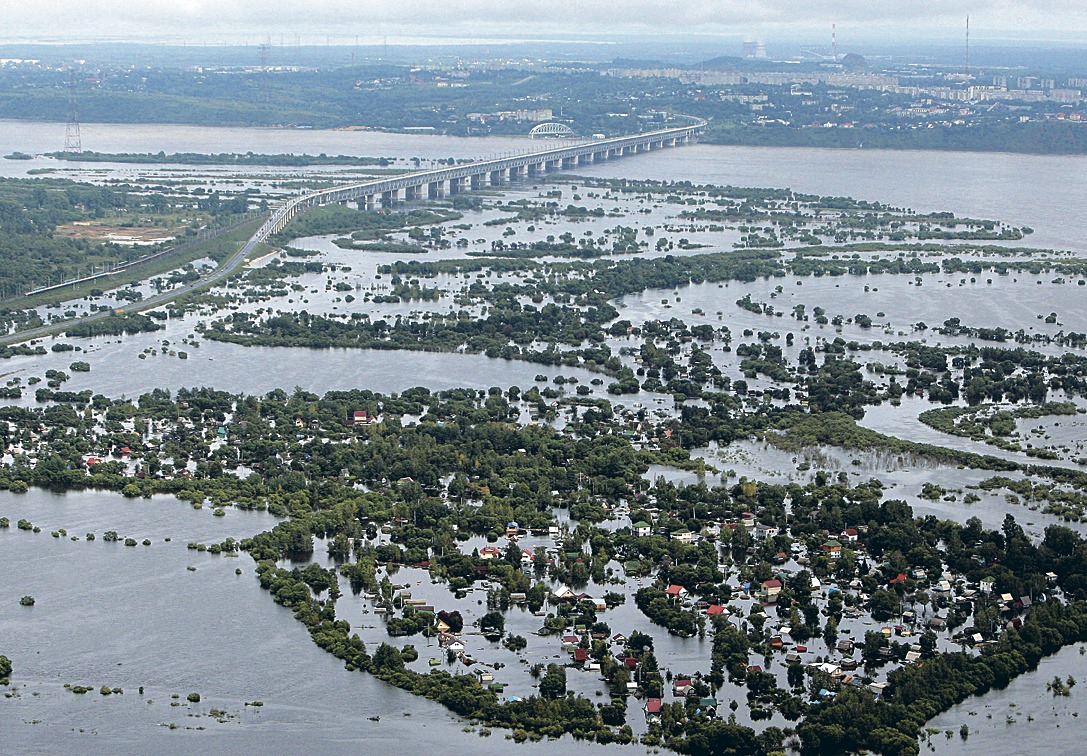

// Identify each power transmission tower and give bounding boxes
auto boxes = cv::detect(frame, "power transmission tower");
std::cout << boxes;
[64,73,81,153]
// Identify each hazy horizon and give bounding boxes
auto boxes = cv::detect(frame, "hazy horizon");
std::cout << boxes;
[3,1,1086,49]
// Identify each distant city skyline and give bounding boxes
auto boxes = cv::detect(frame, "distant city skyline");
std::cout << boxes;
[3,1,1086,47]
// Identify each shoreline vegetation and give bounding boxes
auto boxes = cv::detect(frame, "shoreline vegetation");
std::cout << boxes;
[43,151,395,167]
[701,121,1087,156]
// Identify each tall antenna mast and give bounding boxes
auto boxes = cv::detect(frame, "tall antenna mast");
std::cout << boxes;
[64,72,81,153]
[832,24,837,61]
[965,16,970,78]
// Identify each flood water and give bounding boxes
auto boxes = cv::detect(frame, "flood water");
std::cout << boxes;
[0,489,617,755]
[3,121,1087,752]
[928,640,1087,755]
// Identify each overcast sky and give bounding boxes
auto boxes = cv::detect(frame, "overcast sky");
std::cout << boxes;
[4,1,1086,45]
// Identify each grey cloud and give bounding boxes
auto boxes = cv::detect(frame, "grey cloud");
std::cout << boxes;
[5,0,1085,42]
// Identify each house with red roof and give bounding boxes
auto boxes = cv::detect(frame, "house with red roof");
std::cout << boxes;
[761,579,782,602]
[643,698,663,720]
[672,678,693,696]
[665,584,688,601]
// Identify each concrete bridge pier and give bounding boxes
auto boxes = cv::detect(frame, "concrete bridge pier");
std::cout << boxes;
[249,119,707,250]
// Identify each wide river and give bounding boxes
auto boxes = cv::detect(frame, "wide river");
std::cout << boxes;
[1,121,1085,754]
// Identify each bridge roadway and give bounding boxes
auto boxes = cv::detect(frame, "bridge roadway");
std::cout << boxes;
[255,117,706,239]
[0,118,705,346]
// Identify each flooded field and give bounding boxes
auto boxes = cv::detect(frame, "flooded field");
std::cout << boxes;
[4,121,1087,752]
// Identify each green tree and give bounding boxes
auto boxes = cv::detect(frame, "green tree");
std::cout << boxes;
[372,643,405,673]
[539,663,567,699]
[480,611,505,635]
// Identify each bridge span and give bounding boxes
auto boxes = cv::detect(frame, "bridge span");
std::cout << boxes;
[0,118,706,345]
[256,117,706,240]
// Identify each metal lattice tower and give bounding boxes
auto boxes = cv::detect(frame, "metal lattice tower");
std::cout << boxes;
[64,73,81,153]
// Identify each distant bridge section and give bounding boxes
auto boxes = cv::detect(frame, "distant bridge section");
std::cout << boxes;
[529,122,576,138]
[255,117,707,241]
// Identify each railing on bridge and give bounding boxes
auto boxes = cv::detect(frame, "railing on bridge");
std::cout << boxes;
[257,117,707,241]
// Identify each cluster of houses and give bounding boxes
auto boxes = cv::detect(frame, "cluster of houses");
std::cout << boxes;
[642,677,719,723]
[620,510,1065,713]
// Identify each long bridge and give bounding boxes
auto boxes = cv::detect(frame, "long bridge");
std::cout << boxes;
[1,117,705,345]
[255,117,707,240]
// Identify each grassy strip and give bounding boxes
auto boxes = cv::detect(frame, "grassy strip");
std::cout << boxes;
[0,219,267,344]
[11,217,265,311]
[772,410,1087,492]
